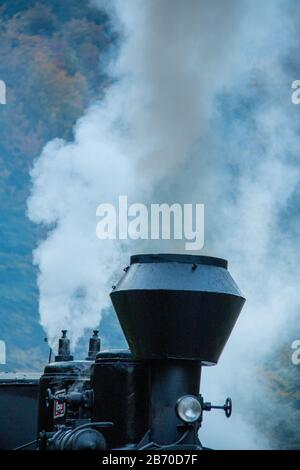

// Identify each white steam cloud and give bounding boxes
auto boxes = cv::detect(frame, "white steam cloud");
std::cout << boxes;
[27,0,300,449]
[27,0,242,346]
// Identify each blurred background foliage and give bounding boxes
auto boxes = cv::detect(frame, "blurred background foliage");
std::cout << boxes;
[0,0,124,372]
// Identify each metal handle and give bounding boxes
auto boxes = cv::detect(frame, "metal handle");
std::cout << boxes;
[224,397,232,418]
[203,397,232,418]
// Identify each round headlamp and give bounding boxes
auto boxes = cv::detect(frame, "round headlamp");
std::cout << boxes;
[176,395,202,423]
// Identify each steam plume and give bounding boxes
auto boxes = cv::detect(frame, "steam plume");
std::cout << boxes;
[27,0,242,346]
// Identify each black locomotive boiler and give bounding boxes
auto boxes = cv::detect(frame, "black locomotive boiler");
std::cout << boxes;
[11,253,246,450]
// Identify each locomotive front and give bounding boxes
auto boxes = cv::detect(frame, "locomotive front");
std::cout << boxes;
[36,253,245,451]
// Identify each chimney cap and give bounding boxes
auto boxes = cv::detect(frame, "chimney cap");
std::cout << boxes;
[130,253,227,269]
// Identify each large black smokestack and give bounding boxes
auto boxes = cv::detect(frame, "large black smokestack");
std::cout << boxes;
[110,254,245,364]
[110,254,245,446]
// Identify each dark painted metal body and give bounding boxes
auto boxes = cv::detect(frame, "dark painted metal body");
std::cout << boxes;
[149,360,201,445]
[110,254,245,446]
[86,330,101,360]
[91,350,150,449]
[111,254,245,364]
[38,361,92,435]
[2,253,245,451]
[0,373,40,449]
[55,330,73,362]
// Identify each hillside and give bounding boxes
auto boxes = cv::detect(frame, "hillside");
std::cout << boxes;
[0,0,124,371]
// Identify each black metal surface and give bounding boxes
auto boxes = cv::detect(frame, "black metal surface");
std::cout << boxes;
[49,427,107,450]
[38,360,92,436]
[86,330,101,360]
[55,330,73,362]
[95,349,132,360]
[110,254,245,364]
[0,373,40,450]
[91,350,150,449]
[149,360,201,445]
[130,254,228,268]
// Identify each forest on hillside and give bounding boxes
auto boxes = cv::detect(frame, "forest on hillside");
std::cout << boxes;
[0,0,123,371]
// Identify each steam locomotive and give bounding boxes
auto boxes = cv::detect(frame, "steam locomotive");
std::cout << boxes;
[0,254,245,451]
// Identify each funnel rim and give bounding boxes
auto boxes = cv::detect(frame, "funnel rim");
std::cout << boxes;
[110,287,246,301]
[130,253,227,268]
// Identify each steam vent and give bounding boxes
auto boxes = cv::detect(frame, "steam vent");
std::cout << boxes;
[110,254,245,365]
